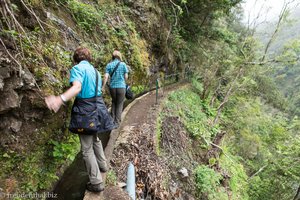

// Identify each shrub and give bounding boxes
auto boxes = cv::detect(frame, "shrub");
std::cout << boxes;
[194,165,227,200]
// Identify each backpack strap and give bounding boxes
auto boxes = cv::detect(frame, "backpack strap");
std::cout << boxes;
[110,62,121,79]
[94,67,99,98]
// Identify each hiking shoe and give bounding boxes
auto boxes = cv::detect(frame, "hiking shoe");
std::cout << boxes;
[113,122,119,129]
[86,182,105,193]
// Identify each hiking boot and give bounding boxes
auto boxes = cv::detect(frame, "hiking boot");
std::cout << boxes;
[86,182,105,193]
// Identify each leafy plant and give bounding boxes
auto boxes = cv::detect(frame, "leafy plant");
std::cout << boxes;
[131,85,145,95]
[164,89,214,142]
[191,77,203,94]
[68,0,104,32]
[194,165,227,200]
[106,170,117,186]
[49,135,80,162]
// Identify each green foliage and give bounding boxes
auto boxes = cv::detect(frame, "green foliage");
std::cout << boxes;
[224,93,300,200]
[49,134,80,162]
[163,88,218,146]
[219,154,249,200]
[131,85,146,95]
[194,165,227,200]
[170,28,188,59]
[0,150,22,178]
[68,0,104,32]
[18,133,79,192]
[20,150,60,192]
[1,147,56,193]
[0,128,80,193]
[210,20,239,45]
[276,39,300,65]
[106,170,118,186]
[253,75,287,110]
[191,77,204,94]
[269,39,300,115]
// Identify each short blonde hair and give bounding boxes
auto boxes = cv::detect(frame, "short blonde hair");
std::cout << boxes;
[112,50,122,61]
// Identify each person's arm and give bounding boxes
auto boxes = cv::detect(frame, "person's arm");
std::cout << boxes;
[102,64,111,93]
[102,73,109,93]
[45,81,82,113]
[124,63,129,83]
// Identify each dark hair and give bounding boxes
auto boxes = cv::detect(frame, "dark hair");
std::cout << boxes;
[73,47,92,63]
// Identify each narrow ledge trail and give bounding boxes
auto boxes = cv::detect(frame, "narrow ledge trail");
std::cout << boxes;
[83,82,189,200]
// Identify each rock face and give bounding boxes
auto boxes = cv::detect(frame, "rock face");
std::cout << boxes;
[0,89,20,114]
[120,0,177,74]
[0,32,69,153]
[0,51,45,151]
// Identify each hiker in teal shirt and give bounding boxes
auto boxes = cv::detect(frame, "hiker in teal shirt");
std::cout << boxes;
[45,47,115,193]
[102,50,129,125]
[70,60,102,98]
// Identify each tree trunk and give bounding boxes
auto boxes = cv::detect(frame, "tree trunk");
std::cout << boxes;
[261,2,290,61]
[210,80,221,107]
[205,131,226,164]
[212,68,243,126]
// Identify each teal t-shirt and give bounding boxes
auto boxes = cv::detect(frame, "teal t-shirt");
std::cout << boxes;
[69,60,102,98]
[105,59,129,88]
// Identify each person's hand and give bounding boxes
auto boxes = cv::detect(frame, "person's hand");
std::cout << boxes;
[101,86,105,94]
[45,95,63,113]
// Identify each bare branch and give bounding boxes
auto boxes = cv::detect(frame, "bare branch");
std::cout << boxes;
[20,0,45,32]
[261,0,296,61]
[203,138,235,164]
[245,56,300,65]
[248,165,268,180]
[3,0,31,43]
[246,0,270,36]
[166,0,183,42]
[212,67,244,126]
[0,37,23,77]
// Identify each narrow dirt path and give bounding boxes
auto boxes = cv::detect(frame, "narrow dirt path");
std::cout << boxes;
[84,82,188,200]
